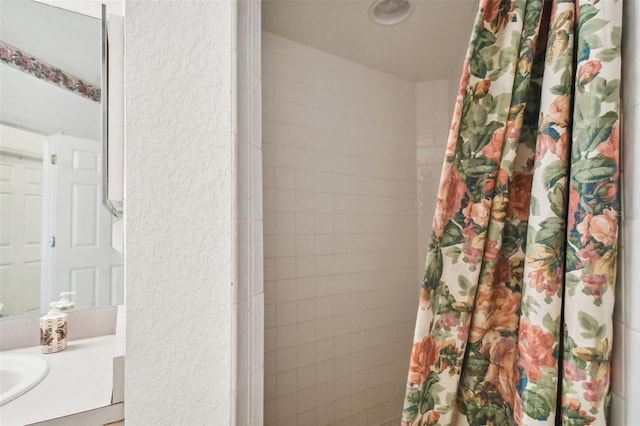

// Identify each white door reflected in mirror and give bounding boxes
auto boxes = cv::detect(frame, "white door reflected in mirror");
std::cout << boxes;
[0,127,44,316]
[0,0,124,319]
[0,125,123,317]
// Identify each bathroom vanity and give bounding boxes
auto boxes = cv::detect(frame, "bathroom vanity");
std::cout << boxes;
[0,306,124,425]
[0,1,125,423]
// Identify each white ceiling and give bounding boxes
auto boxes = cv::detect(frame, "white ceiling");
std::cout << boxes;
[262,0,479,82]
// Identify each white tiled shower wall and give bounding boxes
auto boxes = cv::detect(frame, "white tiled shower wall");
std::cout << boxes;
[613,1,640,425]
[415,80,458,283]
[262,32,420,425]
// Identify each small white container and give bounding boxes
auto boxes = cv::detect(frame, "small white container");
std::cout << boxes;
[40,292,75,354]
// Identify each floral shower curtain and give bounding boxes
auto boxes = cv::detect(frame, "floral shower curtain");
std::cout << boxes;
[402,0,621,425]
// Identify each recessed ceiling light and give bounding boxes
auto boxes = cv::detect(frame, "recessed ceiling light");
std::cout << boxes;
[369,0,414,26]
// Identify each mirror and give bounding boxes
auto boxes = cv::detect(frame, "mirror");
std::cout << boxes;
[0,0,123,318]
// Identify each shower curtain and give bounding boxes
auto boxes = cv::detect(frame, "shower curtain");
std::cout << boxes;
[402,0,621,425]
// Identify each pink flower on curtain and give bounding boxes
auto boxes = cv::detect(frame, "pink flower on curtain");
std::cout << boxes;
[568,186,581,232]
[473,80,491,98]
[597,121,620,169]
[425,411,440,425]
[547,94,571,126]
[555,131,570,164]
[481,128,505,163]
[433,163,467,237]
[462,198,492,227]
[528,266,562,298]
[408,336,441,386]
[517,318,556,381]
[576,242,600,269]
[537,130,569,164]
[577,60,602,89]
[461,226,485,266]
[582,272,607,299]
[19,55,35,70]
[469,283,520,343]
[589,209,618,246]
[0,45,12,60]
[506,119,521,142]
[583,376,609,407]
[577,209,618,246]
[483,331,517,403]
[441,312,461,329]
[564,360,588,382]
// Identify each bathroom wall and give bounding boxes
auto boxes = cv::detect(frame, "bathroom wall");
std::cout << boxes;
[614,1,640,425]
[262,32,419,426]
[415,79,456,283]
[125,1,233,423]
[235,0,264,424]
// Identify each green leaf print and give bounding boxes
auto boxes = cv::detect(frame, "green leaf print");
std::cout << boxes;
[552,69,573,94]
[565,245,581,273]
[571,157,616,184]
[535,217,565,245]
[461,159,497,178]
[424,246,443,288]
[419,371,441,414]
[582,18,609,39]
[584,33,602,50]
[611,26,622,49]
[578,311,600,333]
[591,78,619,104]
[596,48,618,62]
[542,313,560,339]
[458,275,472,296]
[578,4,599,27]
[578,311,608,340]
[447,246,462,264]
[501,221,520,256]
[543,160,567,190]
[441,224,462,247]
[549,182,567,218]
[602,80,620,103]
[588,111,618,149]
[477,121,504,150]
[467,402,512,426]
[521,295,541,316]
[522,389,552,420]
[467,102,489,137]
[574,92,601,128]
[488,30,521,81]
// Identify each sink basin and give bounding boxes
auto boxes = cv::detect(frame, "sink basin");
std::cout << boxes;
[0,353,49,406]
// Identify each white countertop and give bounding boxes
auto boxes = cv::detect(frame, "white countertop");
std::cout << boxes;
[0,335,115,426]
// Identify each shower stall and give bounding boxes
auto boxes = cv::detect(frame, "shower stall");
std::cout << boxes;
[259,1,475,424]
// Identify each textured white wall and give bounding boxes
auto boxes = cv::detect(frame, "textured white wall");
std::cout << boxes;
[125,1,234,424]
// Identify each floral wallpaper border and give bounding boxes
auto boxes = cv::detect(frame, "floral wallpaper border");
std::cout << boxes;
[0,41,101,103]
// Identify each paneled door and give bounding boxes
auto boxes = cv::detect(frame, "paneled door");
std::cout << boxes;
[0,152,43,316]
[46,135,123,309]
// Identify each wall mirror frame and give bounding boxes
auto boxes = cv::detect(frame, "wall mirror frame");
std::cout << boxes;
[0,0,124,320]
